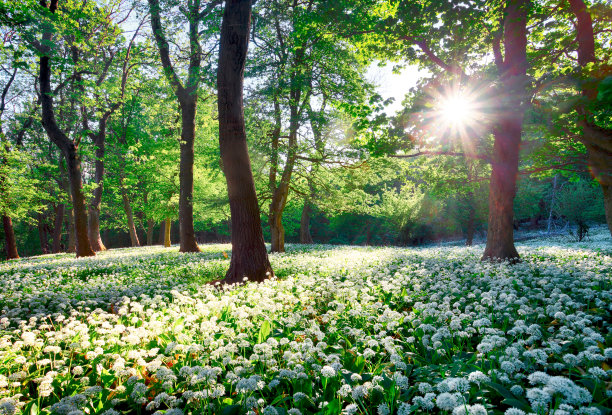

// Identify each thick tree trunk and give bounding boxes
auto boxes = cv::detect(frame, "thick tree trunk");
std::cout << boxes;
[164,218,171,247]
[121,186,140,247]
[65,147,95,257]
[38,3,94,258]
[482,0,527,262]
[300,200,313,244]
[52,203,65,253]
[482,115,522,261]
[178,97,200,252]
[218,0,273,284]
[88,133,106,251]
[146,219,155,245]
[2,215,19,259]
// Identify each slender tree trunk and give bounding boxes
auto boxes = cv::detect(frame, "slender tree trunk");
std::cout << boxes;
[218,0,272,283]
[482,0,528,262]
[146,219,155,245]
[52,203,65,253]
[38,213,49,254]
[547,174,558,234]
[300,199,313,244]
[2,215,19,259]
[120,186,140,247]
[466,202,475,246]
[269,201,286,251]
[38,2,94,257]
[177,97,201,252]
[88,133,106,251]
[164,218,171,247]
[602,184,612,237]
[158,220,166,245]
[67,206,76,253]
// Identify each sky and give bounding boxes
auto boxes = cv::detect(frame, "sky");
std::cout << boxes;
[366,62,429,114]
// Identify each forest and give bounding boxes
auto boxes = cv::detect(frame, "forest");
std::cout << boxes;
[0,0,611,414]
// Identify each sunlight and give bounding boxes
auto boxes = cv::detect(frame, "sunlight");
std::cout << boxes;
[439,94,476,126]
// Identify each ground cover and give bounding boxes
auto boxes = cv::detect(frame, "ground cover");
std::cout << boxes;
[0,231,610,415]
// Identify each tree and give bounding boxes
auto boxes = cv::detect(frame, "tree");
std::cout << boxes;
[247,0,372,252]
[37,0,94,257]
[217,0,273,283]
[566,0,612,237]
[0,63,19,259]
[147,0,222,253]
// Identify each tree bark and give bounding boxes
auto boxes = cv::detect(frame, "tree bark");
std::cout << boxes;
[164,218,171,247]
[120,184,140,247]
[158,220,166,245]
[146,219,155,245]
[178,97,200,252]
[38,213,49,254]
[299,199,313,244]
[52,203,65,253]
[218,0,273,283]
[2,215,19,260]
[482,0,528,262]
[465,202,475,246]
[67,206,76,253]
[38,0,94,257]
[602,184,612,237]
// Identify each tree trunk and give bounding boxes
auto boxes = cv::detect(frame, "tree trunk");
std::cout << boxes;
[465,203,475,246]
[482,118,522,261]
[218,0,273,283]
[38,213,49,254]
[300,200,313,244]
[65,147,95,257]
[38,2,94,257]
[67,206,76,253]
[164,218,171,247]
[269,197,286,251]
[158,220,166,245]
[481,0,527,263]
[52,203,65,253]
[88,132,106,251]
[2,215,19,259]
[178,97,200,252]
[121,185,140,247]
[546,174,558,234]
[146,219,155,245]
[602,184,612,238]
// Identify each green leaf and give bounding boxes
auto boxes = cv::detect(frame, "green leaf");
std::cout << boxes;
[501,398,532,413]
[257,320,272,344]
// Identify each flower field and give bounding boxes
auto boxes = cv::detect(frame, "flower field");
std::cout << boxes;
[0,233,611,415]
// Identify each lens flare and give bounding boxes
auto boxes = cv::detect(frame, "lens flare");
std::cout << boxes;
[439,95,476,126]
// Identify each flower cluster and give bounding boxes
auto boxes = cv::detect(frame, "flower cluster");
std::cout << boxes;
[0,229,610,414]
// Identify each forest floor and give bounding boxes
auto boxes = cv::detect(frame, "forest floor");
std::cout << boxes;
[0,230,610,415]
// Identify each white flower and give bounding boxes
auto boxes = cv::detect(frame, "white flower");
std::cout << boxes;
[320,365,336,377]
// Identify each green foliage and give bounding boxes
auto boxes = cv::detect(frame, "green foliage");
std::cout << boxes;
[556,180,605,241]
